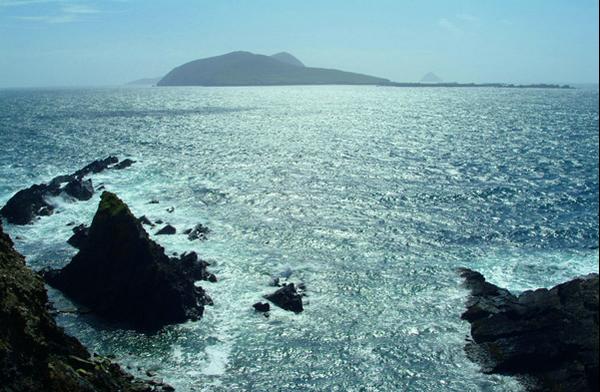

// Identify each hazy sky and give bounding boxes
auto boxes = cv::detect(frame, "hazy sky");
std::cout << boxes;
[0,0,598,87]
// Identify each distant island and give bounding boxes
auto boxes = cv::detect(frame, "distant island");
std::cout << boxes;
[381,81,573,89]
[420,72,443,83]
[136,51,572,89]
[127,77,161,86]
[156,51,389,86]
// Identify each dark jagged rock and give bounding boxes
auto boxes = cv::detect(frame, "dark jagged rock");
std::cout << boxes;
[67,224,89,249]
[1,156,132,225]
[63,178,94,201]
[253,302,270,312]
[156,224,176,235]
[0,183,58,224]
[49,174,75,186]
[0,220,166,391]
[183,223,210,241]
[112,158,136,170]
[265,283,304,313]
[138,215,154,227]
[166,206,175,213]
[73,156,118,178]
[43,192,212,331]
[176,252,217,283]
[459,268,599,392]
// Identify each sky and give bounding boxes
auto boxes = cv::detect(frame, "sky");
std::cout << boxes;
[0,0,598,87]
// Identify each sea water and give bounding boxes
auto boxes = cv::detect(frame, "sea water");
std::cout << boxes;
[0,85,598,391]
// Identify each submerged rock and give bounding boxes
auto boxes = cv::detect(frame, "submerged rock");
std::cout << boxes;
[112,158,136,170]
[0,220,163,391]
[459,268,599,392]
[66,224,89,249]
[183,223,210,241]
[156,224,176,235]
[265,283,304,313]
[0,156,132,225]
[43,192,213,331]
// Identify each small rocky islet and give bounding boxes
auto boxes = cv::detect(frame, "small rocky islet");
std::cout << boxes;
[1,157,597,391]
[42,191,215,331]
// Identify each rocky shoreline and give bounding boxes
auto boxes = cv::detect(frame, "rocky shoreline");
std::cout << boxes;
[1,158,597,391]
[0,156,134,225]
[0,220,172,391]
[459,268,599,392]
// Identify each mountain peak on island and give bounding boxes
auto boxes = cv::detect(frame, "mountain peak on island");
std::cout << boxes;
[420,72,443,83]
[157,51,389,86]
[270,52,305,67]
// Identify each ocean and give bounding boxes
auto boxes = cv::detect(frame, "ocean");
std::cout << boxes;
[0,85,598,391]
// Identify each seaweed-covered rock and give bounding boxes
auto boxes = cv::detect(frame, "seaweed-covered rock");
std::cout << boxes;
[265,283,304,313]
[0,220,165,391]
[459,268,599,392]
[63,178,94,201]
[67,224,89,249]
[43,192,212,331]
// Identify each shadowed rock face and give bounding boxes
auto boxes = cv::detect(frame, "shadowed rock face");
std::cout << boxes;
[459,268,599,392]
[43,192,213,331]
[0,182,59,224]
[0,221,164,391]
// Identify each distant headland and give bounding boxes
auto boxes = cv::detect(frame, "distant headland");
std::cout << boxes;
[131,51,572,89]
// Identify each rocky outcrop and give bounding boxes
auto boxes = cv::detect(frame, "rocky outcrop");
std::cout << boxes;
[0,183,58,224]
[43,192,213,331]
[0,220,167,391]
[252,302,270,312]
[179,252,217,283]
[265,283,304,313]
[67,224,89,249]
[0,157,134,225]
[63,178,94,201]
[459,268,599,392]
[183,223,209,241]
[156,224,176,235]
[72,156,119,178]
[112,159,136,170]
